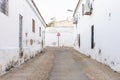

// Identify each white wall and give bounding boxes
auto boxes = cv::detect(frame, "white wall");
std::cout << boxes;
[0,0,46,72]
[74,0,120,72]
[45,26,74,47]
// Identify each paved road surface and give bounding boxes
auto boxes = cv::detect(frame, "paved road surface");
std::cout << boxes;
[0,49,55,80]
[48,48,89,80]
[0,47,120,80]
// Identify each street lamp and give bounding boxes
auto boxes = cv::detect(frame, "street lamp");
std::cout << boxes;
[67,9,73,12]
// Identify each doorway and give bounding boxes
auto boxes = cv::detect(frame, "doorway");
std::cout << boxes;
[91,25,94,49]
[19,14,23,58]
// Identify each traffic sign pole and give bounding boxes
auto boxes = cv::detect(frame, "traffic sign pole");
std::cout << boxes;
[58,36,59,47]
[57,32,60,47]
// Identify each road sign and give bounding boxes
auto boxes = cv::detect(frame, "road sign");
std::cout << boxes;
[57,32,60,36]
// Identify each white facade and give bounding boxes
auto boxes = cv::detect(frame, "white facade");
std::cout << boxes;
[74,0,120,72]
[45,26,74,47]
[0,0,46,72]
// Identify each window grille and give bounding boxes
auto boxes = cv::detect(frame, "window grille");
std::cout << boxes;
[0,0,8,15]
[32,19,35,33]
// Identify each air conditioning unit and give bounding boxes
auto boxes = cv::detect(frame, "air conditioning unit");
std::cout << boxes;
[84,0,93,15]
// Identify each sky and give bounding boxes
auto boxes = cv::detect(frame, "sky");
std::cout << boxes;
[34,0,79,23]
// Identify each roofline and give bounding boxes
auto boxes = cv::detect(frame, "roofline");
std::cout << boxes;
[73,0,81,17]
[26,0,47,28]
[31,0,47,27]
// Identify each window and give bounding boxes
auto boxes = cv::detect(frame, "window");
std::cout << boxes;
[0,0,8,15]
[82,4,84,16]
[32,19,35,33]
[73,17,78,24]
[30,39,33,45]
[25,33,28,46]
[39,27,41,36]
[91,25,94,49]
[84,0,93,15]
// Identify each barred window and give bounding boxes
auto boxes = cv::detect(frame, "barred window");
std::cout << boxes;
[77,34,80,48]
[32,19,35,33]
[0,0,8,15]
[39,27,41,36]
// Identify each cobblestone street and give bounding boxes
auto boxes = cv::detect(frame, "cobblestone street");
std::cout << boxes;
[0,47,120,80]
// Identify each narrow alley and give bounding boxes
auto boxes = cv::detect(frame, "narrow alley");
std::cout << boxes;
[0,0,120,80]
[0,47,120,80]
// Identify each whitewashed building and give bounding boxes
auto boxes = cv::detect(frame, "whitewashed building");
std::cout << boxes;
[0,0,46,73]
[73,0,120,72]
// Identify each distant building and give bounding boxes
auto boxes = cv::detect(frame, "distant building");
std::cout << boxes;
[48,18,74,27]
[45,19,74,47]
[73,0,120,72]
[0,0,46,73]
